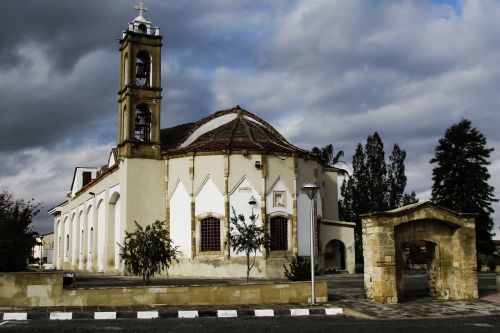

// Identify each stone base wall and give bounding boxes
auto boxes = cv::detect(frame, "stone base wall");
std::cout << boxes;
[167,257,287,279]
[0,272,327,308]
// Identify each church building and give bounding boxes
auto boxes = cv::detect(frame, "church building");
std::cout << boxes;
[49,5,355,278]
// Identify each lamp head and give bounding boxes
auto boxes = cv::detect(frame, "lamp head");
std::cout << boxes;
[302,182,319,200]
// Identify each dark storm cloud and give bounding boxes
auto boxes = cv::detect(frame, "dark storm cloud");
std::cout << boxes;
[0,0,499,235]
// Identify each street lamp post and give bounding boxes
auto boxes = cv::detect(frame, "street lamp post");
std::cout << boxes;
[302,182,319,305]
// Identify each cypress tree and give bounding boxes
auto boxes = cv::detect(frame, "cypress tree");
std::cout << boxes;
[340,143,368,264]
[365,132,387,212]
[387,144,407,209]
[339,133,417,266]
[430,119,497,256]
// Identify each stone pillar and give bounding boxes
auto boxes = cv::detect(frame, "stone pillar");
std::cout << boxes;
[448,218,478,300]
[362,217,398,304]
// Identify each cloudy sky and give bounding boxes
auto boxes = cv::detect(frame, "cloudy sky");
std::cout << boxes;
[0,0,499,237]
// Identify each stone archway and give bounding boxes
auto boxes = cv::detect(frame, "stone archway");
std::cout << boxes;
[361,201,478,304]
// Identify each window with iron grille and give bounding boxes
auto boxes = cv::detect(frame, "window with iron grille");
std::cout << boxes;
[200,217,221,252]
[270,216,288,251]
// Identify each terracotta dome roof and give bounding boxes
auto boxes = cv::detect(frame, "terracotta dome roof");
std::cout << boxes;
[161,106,307,156]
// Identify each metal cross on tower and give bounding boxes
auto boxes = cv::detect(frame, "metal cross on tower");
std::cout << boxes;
[134,2,148,17]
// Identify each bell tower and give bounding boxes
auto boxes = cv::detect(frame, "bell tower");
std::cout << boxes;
[117,2,162,159]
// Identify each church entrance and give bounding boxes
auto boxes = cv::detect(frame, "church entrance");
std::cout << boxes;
[361,202,478,304]
[324,239,346,271]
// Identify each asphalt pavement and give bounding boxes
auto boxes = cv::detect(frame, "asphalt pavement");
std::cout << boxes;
[1,315,500,333]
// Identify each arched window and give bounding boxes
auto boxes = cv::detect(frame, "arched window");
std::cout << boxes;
[200,217,220,252]
[270,216,288,251]
[135,51,150,87]
[134,104,151,141]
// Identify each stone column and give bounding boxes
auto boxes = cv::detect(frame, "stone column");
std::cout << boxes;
[362,217,398,304]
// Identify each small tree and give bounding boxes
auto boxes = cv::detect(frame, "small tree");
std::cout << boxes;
[0,188,40,272]
[119,220,178,285]
[229,207,269,283]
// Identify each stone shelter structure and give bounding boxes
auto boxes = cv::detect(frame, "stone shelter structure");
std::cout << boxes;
[362,201,478,304]
[48,6,355,278]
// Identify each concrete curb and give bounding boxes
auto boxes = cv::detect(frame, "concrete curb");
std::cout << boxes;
[1,307,343,321]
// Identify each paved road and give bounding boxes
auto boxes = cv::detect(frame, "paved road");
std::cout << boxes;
[1,315,500,332]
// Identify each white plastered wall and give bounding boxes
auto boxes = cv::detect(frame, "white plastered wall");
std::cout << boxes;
[295,158,319,257]
[195,177,224,217]
[71,210,77,266]
[121,158,165,233]
[108,184,121,271]
[266,178,293,216]
[169,180,192,258]
[229,177,262,257]
[322,170,339,220]
[96,193,106,272]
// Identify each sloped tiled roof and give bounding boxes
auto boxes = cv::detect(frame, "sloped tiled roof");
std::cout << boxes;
[160,122,196,150]
[161,106,307,155]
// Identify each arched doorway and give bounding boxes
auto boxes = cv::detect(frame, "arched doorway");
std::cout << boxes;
[324,239,346,271]
[396,239,438,301]
[362,201,478,304]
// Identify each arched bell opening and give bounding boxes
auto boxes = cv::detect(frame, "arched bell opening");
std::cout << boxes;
[134,104,151,141]
[135,51,151,87]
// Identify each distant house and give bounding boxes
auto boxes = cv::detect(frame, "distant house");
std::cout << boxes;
[494,240,500,256]
[31,232,55,269]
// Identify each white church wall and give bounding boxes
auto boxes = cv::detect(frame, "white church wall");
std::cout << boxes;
[71,210,77,266]
[295,158,320,257]
[297,193,311,256]
[169,181,192,258]
[167,157,190,198]
[194,155,225,195]
[229,177,262,257]
[52,164,120,271]
[228,155,262,198]
[195,177,224,216]
[122,158,165,231]
[96,193,106,272]
[322,170,339,221]
[78,207,85,270]
[108,184,121,271]
[266,156,294,195]
[55,218,61,268]
[266,178,293,216]
[316,192,323,218]
[63,215,69,263]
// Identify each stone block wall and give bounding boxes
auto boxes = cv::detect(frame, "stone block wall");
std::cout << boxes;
[0,272,326,307]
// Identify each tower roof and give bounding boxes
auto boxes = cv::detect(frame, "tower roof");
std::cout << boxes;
[161,106,308,156]
[124,2,160,36]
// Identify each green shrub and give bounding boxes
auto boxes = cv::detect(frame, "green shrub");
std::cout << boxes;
[284,256,314,281]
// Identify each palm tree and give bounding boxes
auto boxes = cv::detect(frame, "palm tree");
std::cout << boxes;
[311,144,349,176]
